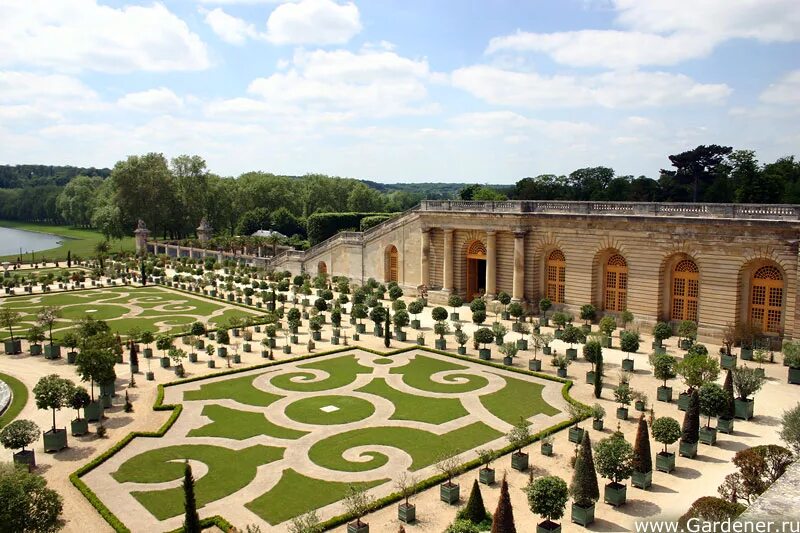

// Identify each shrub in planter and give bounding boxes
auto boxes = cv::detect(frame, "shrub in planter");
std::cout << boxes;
[717,369,736,434]
[591,403,606,430]
[499,341,518,366]
[567,403,590,443]
[699,382,727,445]
[526,475,569,532]
[782,340,800,385]
[614,382,632,420]
[447,295,463,321]
[394,471,418,524]
[408,300,424,329]
[68,386,91,436]
[631,416,653,489]
[561,325,584,359]
[475,328,494,360]
[594,431,634,506]
[476,448,497,486]
[677,320,697,350]
[651,352,677,403]
[27,325,45,355]
[677,346,720,397]
[507,417,532,471]
[652,321,672,349]
[454,328,469,355]
[436,455,461,504]
[343,485,374,533]
[434,321,450,350]
[570,432,599,526]
[551,352,570,378]
[539,297,552,324]
[33,374,74,452]
[679,389,700,458]
[1,307,23,354]
[620,330,640,371]
[540,434,554,456]
[0,419,40,470]
[540,332,554,356]
[652,416,681,473]
[732,366,765,420]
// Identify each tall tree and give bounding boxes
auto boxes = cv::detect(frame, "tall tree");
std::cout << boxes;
[56,175,103,227]
[632,416,653,474]
[183,460,201,532]
[570,432,599,508]
[660,144,733,202]
[491,475,516,533]
[109,153,176,239]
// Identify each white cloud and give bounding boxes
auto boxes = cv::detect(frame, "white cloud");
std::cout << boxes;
[487,0,800,69]
[265,0,361,45]
[202,7,261,45]
[449,111,597,141]
[118,88,184,113]
[0,71,97,103]
[451,65,731,109]
[760,70,800,105]
[0,0,209,73]
[242,48,436,117]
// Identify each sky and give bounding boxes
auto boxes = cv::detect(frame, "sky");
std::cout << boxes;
[0,0,798,183]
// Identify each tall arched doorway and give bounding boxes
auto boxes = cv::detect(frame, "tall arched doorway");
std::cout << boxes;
[546,249,566,304]
[317,261,327,277]
[466,240,487,301]
[604,254,627,312]
[749,265,784,333]
[670,259,699,322]
[385,245,398,283]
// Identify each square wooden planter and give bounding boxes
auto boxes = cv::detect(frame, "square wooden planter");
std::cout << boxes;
[541,442,553,456]
[717,417,735,434]
[734,398,754,420]
[616,407,628,420]
[621,358,634,371]
[398,503,415,524]
[71,418,89,436]
[479,349,491,360]
[679,440,698,458]
[30,344,42,356]
[557,368,567,378]
[592,418,604,431]
[435,339,447,350]
[457,346,466,355]
[538,520,562,533]
[677,393,690,411]
[656,451,675,473]
[657,386,673,403]
[571,503,595,527]
[479,467,495,485]
[440,482,460,504]
[788,367,800,385]
[43,428,68,453]
[529,359,542,371]
[85,401,103,422]
[44,344,61,359]
[585,371,596,385]
[13,450,36,471]
[699,427,717,445]
[566,348,578,360]
[516,339,528,350]
[347,521,369,533]
[631,470,652,490]
[720,354,737,370]
[568,426,585,444]
[3,339,21,355]
[511,451,529,471]
[604,482,627,506]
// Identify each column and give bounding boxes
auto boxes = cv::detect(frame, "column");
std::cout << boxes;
[512,229,526,301]
[443,228,454,292]
[486,230,497,299]
[420,227,430,287]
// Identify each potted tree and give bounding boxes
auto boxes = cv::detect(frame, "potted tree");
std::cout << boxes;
[352,303,368,335]
[540,433,554,456]
[156,334,173,368]
[63,331,79,364]
[395,472,417,524]
[631,416,653,490]
[499,341,518,366]
[583,339,602,385]
[69,386,91,436]
[436,454,461,504]
[651,352,677,402]
[448,294,463,322]
[633,390,648,412]
[570,431,599,526]
[37,306,62,359]
[0,419,40,470]
[507,417,531,471]
[140,330,154,358]
[568,403,591,443]
[717,369,736,434]
[454,327,469,355]
[497,291,512,320]
[651,322,671,355]
[676,346,719,411]
[529,333,543,371]
[541,332,554,356]
[470,298,487,325]
[652,416,681,473]
[698,382,727,445]
[620,330,640,371]
[434,321,450,351]
[732,366,765,420]
[782,341,800,385]
[475,327,494,360]
[309,316,323,342]
[677,320,697,350]
[344,485,374,533]
[527,475,569,533]
[614,382,632,420]
[594,431,634,506]
[476,448,497,485]
[33,374,73,452]
[408,300,424,329]
[509,302,525,332]
[552,352,570,378]
[393,310,409,342]
[216,329,230,358]
[599,315,616,348]
[492,322,508,346]
[517,323,530,351]
[620,310,634,330]
[591,403,606,431]
[552,312,568,339]
[205,344,216,368]
[679,389,700,458]
[0,308,22,354]
[539,298,552,326]
[27,326,45,356]
[75,347,116,421]
[579,304,596,335]
[169,346,187,377]
[561,325,584,360]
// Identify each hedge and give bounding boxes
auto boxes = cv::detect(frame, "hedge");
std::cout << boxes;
[72,344,586,532]
[359,214,394,232]
[306,212,390,244]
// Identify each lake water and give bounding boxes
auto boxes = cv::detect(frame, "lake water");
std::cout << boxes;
[0,226,64,256]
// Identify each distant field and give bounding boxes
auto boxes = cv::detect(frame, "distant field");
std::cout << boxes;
[0,220,134,262]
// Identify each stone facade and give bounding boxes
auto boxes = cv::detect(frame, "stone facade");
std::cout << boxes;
[271,201,800,340]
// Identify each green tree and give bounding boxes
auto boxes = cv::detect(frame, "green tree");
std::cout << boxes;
[56,175,103,227]
[460,479,489,525]
[632,416,653,473]
[346,182,384,212]
[0,308,21,343]
[0,420,40,453]
[660,144,733,202]
[75,347,116,400]
[779,403,800,456]
[526,475,568,526]
[681,389,700,445]
[570,432,599,508]
[652,417,681,454]
[33,374,74,432]
[594,432,634,485]
[491,476,516,533]
[718,445,794,505]
[183,460,201,532]
[699,383,728,428]
[0,461,63,533]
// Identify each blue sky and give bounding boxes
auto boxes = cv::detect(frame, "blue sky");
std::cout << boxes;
[0,0,798,183]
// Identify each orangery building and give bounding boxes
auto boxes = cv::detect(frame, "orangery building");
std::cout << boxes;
[271,200,800,341]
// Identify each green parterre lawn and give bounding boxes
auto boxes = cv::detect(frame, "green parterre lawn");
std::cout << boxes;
[0,221,134,262]
[106,350,563,528]
[0,372,28,428]
[0,286,259,340]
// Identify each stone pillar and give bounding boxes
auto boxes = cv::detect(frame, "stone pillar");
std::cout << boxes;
[134,219,150,255]
[443,228,454,292]
[197,217,213,243]
[420,227,430,288]
[486,230,497,299]
[512,229,526,302]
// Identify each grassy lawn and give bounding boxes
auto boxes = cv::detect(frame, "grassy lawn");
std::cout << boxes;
[245,469,384,525]
[284,395,375,425]
[269,355,373,392]
[0,220,134,262]
[113,444,283,520]
[479,375,560,425]
[307,422,503,472]
[184,373,283,406]
[390,354,489,393]
[0,372,28,429]
[358,377,468,424]
[189,405,307,440]
[0,286,259,340]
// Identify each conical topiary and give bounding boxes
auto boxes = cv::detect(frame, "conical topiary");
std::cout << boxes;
[491,475,516,533]
[570,431,599,508]
[632,415,653,473]
[460,479,489,524]
[183,461,200,533]
[594,353,603,399]
[681,388,700,444]
[722,369,735,419]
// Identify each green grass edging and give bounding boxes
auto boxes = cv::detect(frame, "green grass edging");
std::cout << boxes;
[71,344,588,532]
[0,372,28,428]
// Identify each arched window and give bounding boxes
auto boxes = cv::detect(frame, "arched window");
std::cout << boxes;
[750,265,784,333]
[546,249,566,304]
[386,245,398,283]
[467,240,487,258]
[604,254,627,312]
[671,259,699,322]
